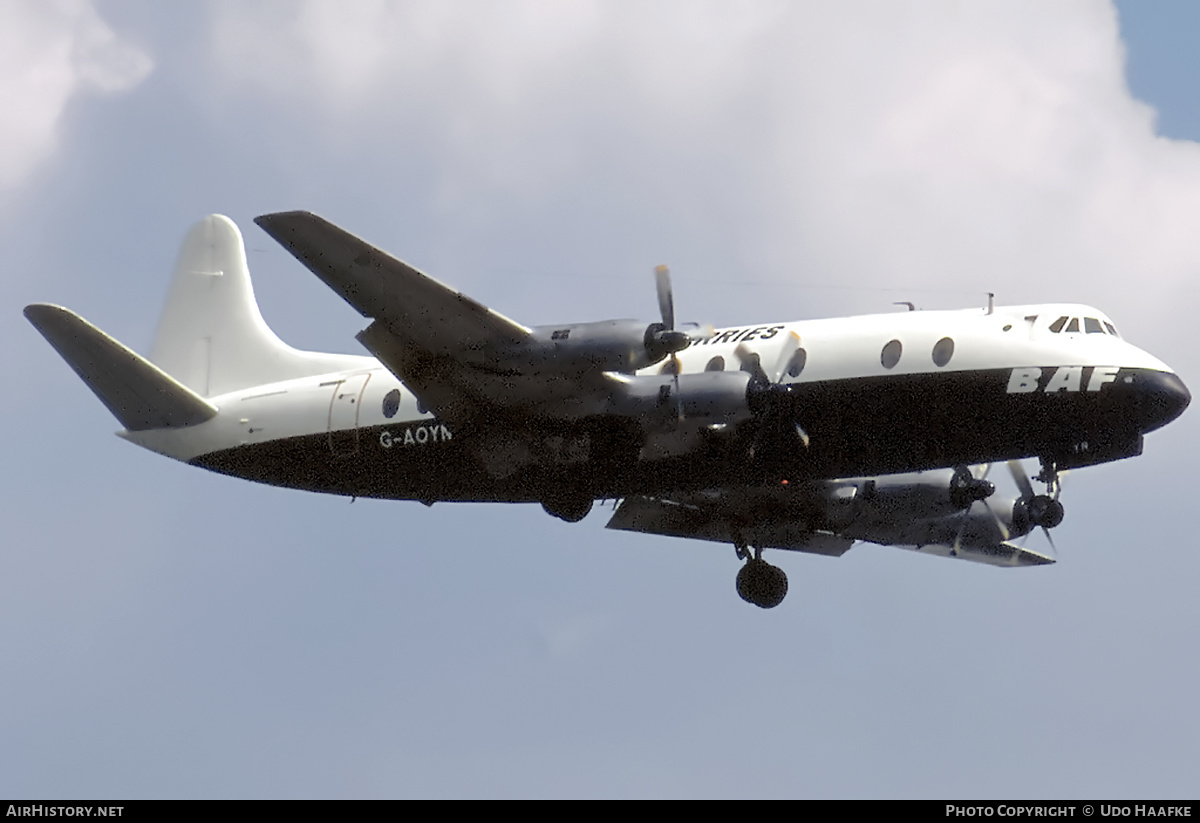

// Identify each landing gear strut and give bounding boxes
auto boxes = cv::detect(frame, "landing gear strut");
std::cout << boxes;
[1030,458,1065,529]
[733,541,788,609]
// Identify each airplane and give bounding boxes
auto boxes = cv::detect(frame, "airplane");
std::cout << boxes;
[24,213,1190,608]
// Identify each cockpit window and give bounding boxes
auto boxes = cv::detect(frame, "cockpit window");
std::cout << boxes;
[1049,314,1118,336]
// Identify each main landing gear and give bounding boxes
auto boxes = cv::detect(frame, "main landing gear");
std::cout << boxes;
[734,541,788,609]
[541,489,594,523]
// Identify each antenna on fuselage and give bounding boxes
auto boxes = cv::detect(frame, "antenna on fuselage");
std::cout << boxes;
[987,292,994,315]
[894,302,916,312]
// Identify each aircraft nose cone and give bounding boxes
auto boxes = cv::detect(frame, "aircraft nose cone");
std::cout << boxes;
[1136,371,1190,433]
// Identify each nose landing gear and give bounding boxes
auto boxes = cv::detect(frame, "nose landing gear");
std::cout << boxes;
[1030,458,1066,529]
[1008,457,1067,548]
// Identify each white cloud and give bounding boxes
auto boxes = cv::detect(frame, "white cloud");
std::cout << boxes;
[208,0,1200,360]
[0,0,152,192]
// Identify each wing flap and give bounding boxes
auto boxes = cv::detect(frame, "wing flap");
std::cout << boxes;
[26,304,218,431]
[356,320,490,425]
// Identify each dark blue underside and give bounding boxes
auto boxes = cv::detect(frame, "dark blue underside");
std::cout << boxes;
[190,367,1189,503]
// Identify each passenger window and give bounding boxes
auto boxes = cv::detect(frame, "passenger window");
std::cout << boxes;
[881,340,902,369]
[382,389,401,419]
[1085,317,1104,334]
[1049,316,1068,333]
[932,337,954,367]
[1065,318,1080,333]
[705,356,725,372]
[786,348,807,377]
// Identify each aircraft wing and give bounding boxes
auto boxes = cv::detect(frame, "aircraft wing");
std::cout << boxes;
[255,211,542,424]
[608,480,1057,568]
[255,211,530,353]
[606,494,856,557]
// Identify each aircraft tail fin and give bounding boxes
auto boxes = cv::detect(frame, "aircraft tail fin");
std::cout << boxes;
[149,214,364,398]
[25,304,217,431]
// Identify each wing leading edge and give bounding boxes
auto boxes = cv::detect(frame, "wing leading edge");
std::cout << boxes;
[255,211,585,425]
[254,211,530,353]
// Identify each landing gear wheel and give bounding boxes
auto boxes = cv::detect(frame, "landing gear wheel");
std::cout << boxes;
[736,558,788,609]
[541,493,593,523]
[1027,494,1064,529]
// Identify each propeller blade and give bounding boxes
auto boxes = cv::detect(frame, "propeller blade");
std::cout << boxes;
[732,343,768,384]
[654,265,675,331]
[951,516,967,557]
[1042,526,1058,557]
[979,495,1011,542]
[733,331,811,458]
[1008,459,1035,500]
[767,331,802,384]
[734,332,801,386]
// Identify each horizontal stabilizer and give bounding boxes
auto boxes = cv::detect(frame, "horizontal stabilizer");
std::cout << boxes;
[25,304,217,431]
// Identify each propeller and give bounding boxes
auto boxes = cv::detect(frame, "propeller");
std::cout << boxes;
[1007,459,1064,555]
[950,463,1003,555]
[646,266,693,364]
[650,265,700,421]
[950,462,1063,562]
[949,463,995,509]
[732,331,810,462]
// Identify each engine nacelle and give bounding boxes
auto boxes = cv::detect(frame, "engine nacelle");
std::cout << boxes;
[611,370,753,427]
[526,319,691,373]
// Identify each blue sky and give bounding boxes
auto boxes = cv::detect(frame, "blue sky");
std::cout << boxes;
[3,1,1199,798]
